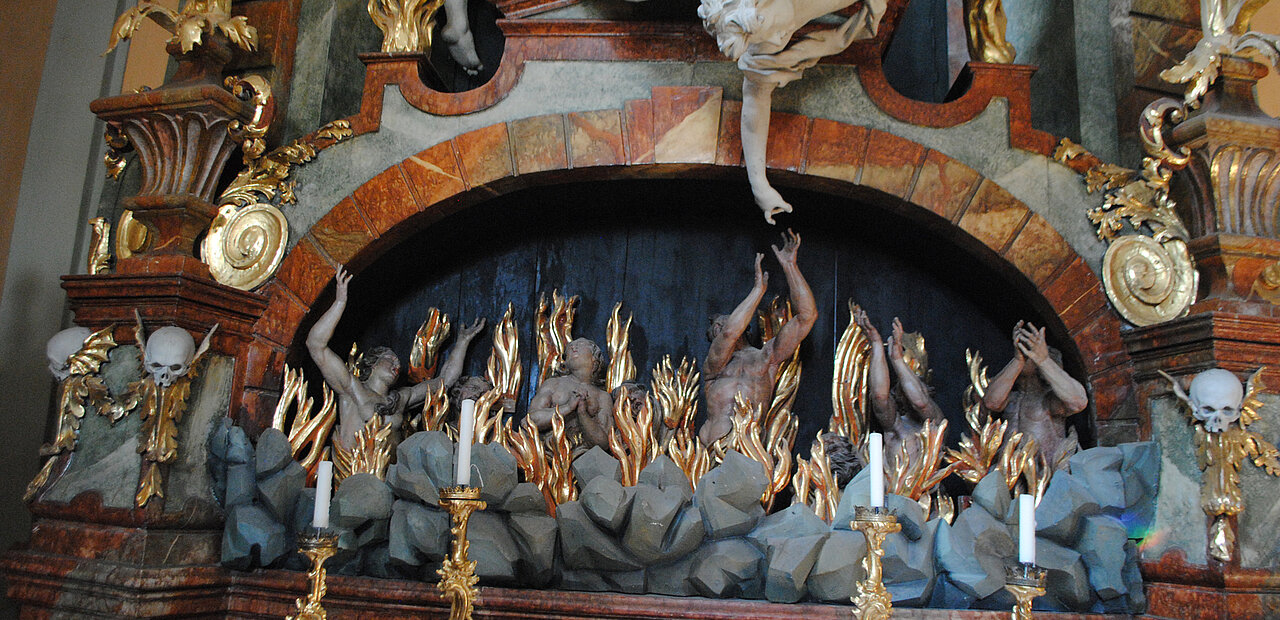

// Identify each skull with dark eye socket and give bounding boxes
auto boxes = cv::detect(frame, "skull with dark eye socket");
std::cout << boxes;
[46,327,91,381]
[143,326,196,388]
[1188,369,1244,433]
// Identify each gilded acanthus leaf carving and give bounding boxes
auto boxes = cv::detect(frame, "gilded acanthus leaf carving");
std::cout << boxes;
[106,0,257,56]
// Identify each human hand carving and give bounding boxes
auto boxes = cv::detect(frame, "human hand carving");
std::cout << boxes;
[888,317,906,361]
[334,267,353,303]
[771,229,801,266]
[853,305,882,345]
[1011,320,1026,362]
[753,253,769,291]
[1016,323,1049,365]
[458,317,486,340]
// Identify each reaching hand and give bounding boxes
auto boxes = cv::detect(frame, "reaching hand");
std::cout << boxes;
[853,305,882,345]
[1011,320,1026,362]
[771,229,801,265]
[334,267,353,303]
[1016,323,1050,365]
[458,317,486,340]
[888,318,905,361]
[753,253,769,291]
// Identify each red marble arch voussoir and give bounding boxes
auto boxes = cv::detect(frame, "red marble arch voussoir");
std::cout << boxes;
[248,103,1128,435]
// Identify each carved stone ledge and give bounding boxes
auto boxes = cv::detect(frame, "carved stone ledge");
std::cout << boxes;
[1122,310,1280,386]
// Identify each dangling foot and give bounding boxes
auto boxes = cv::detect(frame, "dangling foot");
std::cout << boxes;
[442,24,483,76]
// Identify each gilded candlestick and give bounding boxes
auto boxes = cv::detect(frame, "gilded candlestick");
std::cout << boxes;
[286,530,339,620]
[851,505,900,620]
[438,486,487,620]
[1004,563,1047,620]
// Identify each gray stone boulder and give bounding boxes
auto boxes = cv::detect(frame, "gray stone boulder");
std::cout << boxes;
[469,443,518,505]
[332,473,394,529]
[1038,537,1094,611]
[1122,541,1145,613]
[226,424,253,465]
[646,553,700,596]
[225,463,255,509]
[655,507,705,563]
[832,467,871,529]
[397,431,455,490]
[748,503,829,548]
[388,500,421,568]
[928,574,977,609]
[205,417,233,506]
[387,463,440,507]
[602,569,646,594]
[1076,514,1129,601]
[401,500,450,561]
[222,503,288,570]
[572,447,621,489]
[807,529,867,602]
[936,504,1016,599]
[581,476,634,533]
[884,517,942,606]
[561,569,610,592]
[355,518,390,548]
[1035,472,1101,545]
[1119,441,1160,537]
[258,460,305,522]
[972,470,1011,521]
[694,452,768,539]
[690,538,764,599]
[293,488,317,533]
[509,512,558,586]
[763,533,826,603]
[637,455,693,502]
[623,484,687,564]
[502,482,549,514]
[557,500,642,571]
[470,510,520,583]
[1070,447,1125,513]
[255,428,293,478]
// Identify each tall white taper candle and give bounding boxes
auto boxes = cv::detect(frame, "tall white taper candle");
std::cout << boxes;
[312,460,333,529]
[869,432,884,508]
[1019,494,1036,565]
[456,399,476,487]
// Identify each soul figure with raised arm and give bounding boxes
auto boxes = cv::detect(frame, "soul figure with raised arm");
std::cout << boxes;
[983,321,1089,470]
[857,308,945,459]
[306,268,486,451]
[701,229,817,445]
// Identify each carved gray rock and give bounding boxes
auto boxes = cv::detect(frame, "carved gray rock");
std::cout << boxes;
[1122,541,1145,613]
[763,533,826,603]
[622,484,687,564]
[258,460,305,522]
[972,470,1011,521]
[928,574,977,610]
[387,463,440,507]
[222,503,288,570]
[638,455,693,502]
[694,452,768,539]
[226,424,253,465]
[887,493,926,541]
[572,446,622,489]
[1076,514,1129,601]
[255,428,293,478]
[469,443,518,505]
[388,500,422,568]
[502,482,549,514]
[402,501,450,561]
[936,504,1016,599]
[561,569,610,592]
[654,507,705,564]
[690,538,764,599]
[748,503,829,548]
[1037,537,1094,611]
[1069,446,1125,513]
[646,554,699,596]
[884,517,942,606]
[206,417,232,505]
[470,510,520,583]
[509,512,558,586]
[1035,472,1101,545]
[225,463,255,509]
[397,431,455,490]
[581,476,633,533]
[332,473,394,529]
[831,467,870,530]
[356,518,390,548]
[293,488,316,533]
[807,529,867,602]
[1119,441,1160,537]
[602,569,646,594]
[557,500,642,571]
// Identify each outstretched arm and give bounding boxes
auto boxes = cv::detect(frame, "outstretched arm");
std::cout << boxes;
[1019,324,1089,415]
[983,321,1027,412]
[306,268,356,396]
[856,307,895,430]
[705,254,768,376]
[888,318,943,422]
[741,76,791,224]
[405,317,486,404]
[765,230,817,367]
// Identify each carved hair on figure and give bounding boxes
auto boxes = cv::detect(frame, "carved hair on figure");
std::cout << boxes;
[697,0,759,60]
[553,337,607,385]
[356,346,401,380]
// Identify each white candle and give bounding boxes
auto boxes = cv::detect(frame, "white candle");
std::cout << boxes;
[1019,494,1036,565]
[456,399,476,487]
[869,432,884,508]
[312,460,333,529]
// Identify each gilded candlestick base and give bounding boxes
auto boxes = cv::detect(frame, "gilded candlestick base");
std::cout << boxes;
[286,530,339,620]
[438,486,487,620]
[851,506,901,620]
[1004,563,1047,620]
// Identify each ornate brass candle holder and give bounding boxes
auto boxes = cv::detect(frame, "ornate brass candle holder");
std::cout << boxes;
[286,530,339,620]
[438,486,487,620]
[851,506,901,620]
[1004,563,1047,620]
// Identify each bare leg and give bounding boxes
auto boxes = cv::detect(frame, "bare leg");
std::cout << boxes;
[440,0,482,75]
[741,75,791,224]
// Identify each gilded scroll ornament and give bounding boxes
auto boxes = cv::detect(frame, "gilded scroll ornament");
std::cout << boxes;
[203,201,289,290]
[1163,367,1280,563]
[272,365,338,479]
[132,314,217,507]
[1252,261,1280,304]
[437,486,486,620]
[115,210,152,260]
[87,218,113,275]
[217,120,354,209]
[106,0,257,56]
[369,0,446,53]
[963,0,1016,63]
[103,124,130,180]
[1160,0,1280,108]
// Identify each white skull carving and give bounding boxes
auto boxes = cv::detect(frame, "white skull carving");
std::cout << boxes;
[1188,369,1244,433]
[144,326,196,388]
[46,327,91,381]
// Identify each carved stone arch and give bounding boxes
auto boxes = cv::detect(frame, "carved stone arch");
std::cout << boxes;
[239,92,1133,443]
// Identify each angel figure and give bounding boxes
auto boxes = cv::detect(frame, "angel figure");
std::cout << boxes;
[699,0,887,223]
[1163,367,1280,563]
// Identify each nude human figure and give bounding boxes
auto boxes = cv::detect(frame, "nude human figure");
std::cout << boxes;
[982,321,1089,470]
[527,337,614,454]
[857,308,945,458]
[306,267,485,448]
[701,230,817,445]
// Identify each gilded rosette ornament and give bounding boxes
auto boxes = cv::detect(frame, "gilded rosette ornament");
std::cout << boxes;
[286,531,340,620]
[851,506,901,620]
[369,0,447,53]
[963,0,1015,63]
[438,486,486,620]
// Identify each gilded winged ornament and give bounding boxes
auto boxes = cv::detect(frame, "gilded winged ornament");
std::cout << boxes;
[1161,0,1280,108]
